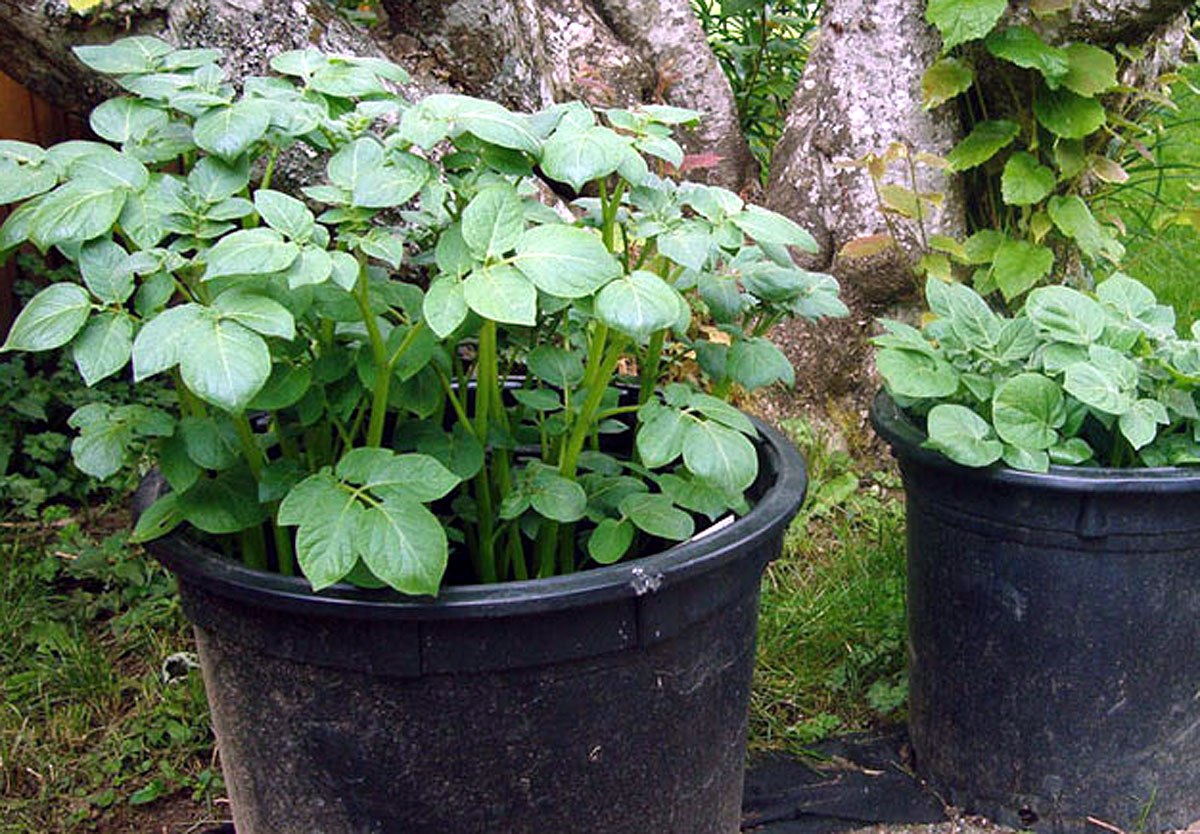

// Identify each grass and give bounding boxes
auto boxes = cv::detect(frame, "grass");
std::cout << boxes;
[1095,63,1200,329]
[748,417,908,755]
[0,511,221,833]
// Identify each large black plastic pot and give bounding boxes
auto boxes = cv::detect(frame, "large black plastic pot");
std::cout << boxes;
[871,391,1200,833]
[145,417,805,834]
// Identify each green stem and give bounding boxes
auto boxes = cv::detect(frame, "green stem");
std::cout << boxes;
[638,330,666,404]
[473,320,499,583]
[354,256,391,448]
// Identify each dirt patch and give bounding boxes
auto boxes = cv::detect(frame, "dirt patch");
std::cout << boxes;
[91,792,229,834]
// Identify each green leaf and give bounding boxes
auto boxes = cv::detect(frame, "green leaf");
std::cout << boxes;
[541,126,625,191]
[336,449,460,502]
[283,246,333,289]
[179,318,271,413]
[992,373,1064,450]
[89,97,168,143]
[351,153,430,210]
[682,419,757,495]
[619,492,694,541]
[1063,362,1133,415]
[922,57,975,109]
[658,223,712,271]
[463,264,537,326]
[1050,437,1094,465]
[991,238,1054,301]
[876,348,959,398]
[687,392,756,435]
[1097,273,1156,319]
[253,189,315,241]
[73,37,172,74]
[443,95,540,152]
[247,363,311,410]
[461,186,525,259]
[78,238,135,303]
[512,224,621,298]
[193,100,270,160]
[1001,152,1056,206]
[512,388,561,411]
[947,120,1020,171]
[177,466,268,535]
[588,518,634,565]
[328,136,384,191]
[1001,444,1050,472]
[1061,43,1118,97]
[1035,88,1106,139]
[729,205,819,253]
[926,0,1007,51]
[356,496,447,596]
[358,229,405,269]
[213,289,295,339]
[129,491,183,544]
[289,486,364,590]
[527,345,584,387]
[72,312,133,385]
[1047,195,1121,261]
[132,304,206,381]
[71,418,131,480]
[30,181,127,247]
[727,337,794,390]
[414,422,484,480]
[925,404,1003,467]
[596,270,678,343]
[944,280,1002,348]
[0,158,56,203]
[178,416,240,470]
[203,228,299,280]
[1025,285,1106,345]
[529,468,587,522]
[329,251,359,291]
[1119,399,1168,451]
[637,404,686,468]
[1,283,91,352]
[985,26,1069,84]
[423,277,468,338]
[188,156,250,203]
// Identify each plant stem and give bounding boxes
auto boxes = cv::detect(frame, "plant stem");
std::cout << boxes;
[353,256,391,448]
[638,330,666,404]
[474,319,499,583]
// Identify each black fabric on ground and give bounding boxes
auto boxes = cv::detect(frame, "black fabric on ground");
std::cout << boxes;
[741,729,946,833]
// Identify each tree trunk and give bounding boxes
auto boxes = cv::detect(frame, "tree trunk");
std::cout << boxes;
[759,0,1193,429]
[0,0,755,189]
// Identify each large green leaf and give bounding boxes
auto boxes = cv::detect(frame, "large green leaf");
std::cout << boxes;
[280,473,362,590]
[178,466,268,534]
[179,317,272,413]
[178,416,241,470]
[588,518,635,565]
[529,468,587,522]
[1000,152,1056,206]
[512,224,621,298]
[461,186,525,259]
[618,492,694,541]
[254,189,315,241]
[1035,88,1106,139]
[71,416,132,480]
[922,56,976,109]
[327,136,384,191]
[944,280,1002,347]
[637,404,686,468]
[1047,195,1121,262]
[946,120,1020,171]
[596,270,678,343]
[131,303,206,381]
[0,158,57,203]
[89,97,168,143]
[925,404,1003,467]
[1063,362,1133,414]
[71,312,133,386]
[30,181,127,247]
[73,37,172,74]
[336,449,459,502]
[991,238,1054,301]
[193,100,270,160]
[1025,285,1106,345]
[463,264,537,326]
[540,126,625,191]
[876,348,959,398]
[1061,43,1118,97]
[356,496,447,596]
[1118,399,1168,451]
[726,337,795,390]
[681,419,757,495]
[984,26,1068,84]
[729,205,819,253]
[213,289,296,339]
[1,282,91,352]
[439,95,540,152]
[992,373,1064,450]
[78,238,135,303]
[527,345,584,387]
[423,277,469,338]
[351,153,429,209]
[926,0,1007,51]
[188,156,250,203]
[203,228,299,280]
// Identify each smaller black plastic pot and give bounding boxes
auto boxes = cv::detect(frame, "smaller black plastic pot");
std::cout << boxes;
[144,417,806,834]
[871,391,1200,833]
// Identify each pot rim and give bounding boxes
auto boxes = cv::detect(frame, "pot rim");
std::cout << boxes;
[870,388,1200,494]
[149,415,806,621]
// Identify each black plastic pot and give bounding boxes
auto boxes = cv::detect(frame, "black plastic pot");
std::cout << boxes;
[145,417,805,834]
[871,391,1200,833]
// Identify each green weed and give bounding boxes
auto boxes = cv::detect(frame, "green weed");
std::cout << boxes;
[0,525,217,832]
[749,417,908,754]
